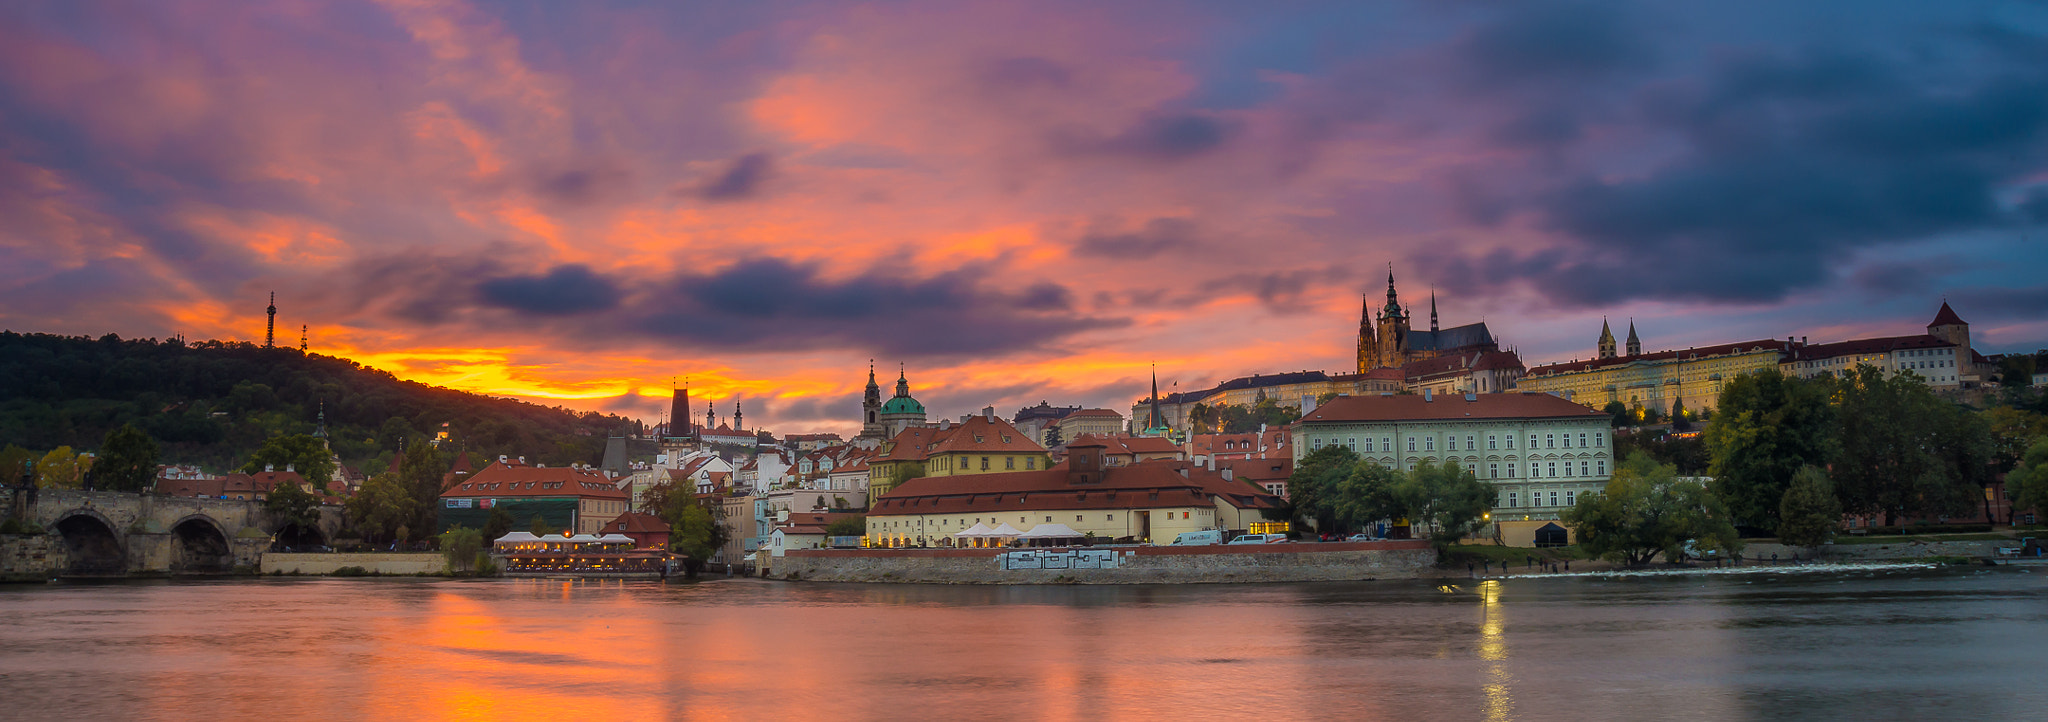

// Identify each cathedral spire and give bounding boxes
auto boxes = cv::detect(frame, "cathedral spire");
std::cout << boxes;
[1598,318,1617,359]
[1383,264,1402,319]
[265,292,277,348]
[1148,363,1163,432]
[1430,290,1439,333]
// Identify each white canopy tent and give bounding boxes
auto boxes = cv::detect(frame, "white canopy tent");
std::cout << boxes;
[1016,523,1082,539]
[988,523,1024,537]
[952,522,995,538]
[493,531,540,544]
[595,534,635,545]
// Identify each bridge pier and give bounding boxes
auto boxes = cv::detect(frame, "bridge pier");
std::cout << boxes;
[2,487,291,580]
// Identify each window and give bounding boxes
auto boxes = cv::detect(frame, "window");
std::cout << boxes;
[1466,435,1476,450]
[1348,438,1357,451]
[1107,514,1115,520]
[1596,434,1605,448]
[1549,491,1559,506]
[1425,437,1435,451]
[1077,515,1084,522]
[1546,434,1555,449]
[1507,463,1516,478]
[1506,435,1515,449]
[1581,461,1590,476]
[1507,492,1518,507]
[1597,460,1606,475]
[1561,434,1571,449]
[1566,491,1576,506]
[1547,462,1557,477]
[1026,457,1036,470]
[1407,438,1416,452]
[1488,435,1498,450]
[981,457,990,470]
[1489,463,1499,479]
[1579,432,1588,447]
[1314,438,1325,449]
[1005,457,1015,470]
[1528,434,1537,448]
[1382,439,1391,452]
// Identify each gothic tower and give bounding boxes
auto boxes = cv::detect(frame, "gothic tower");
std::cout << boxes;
[1430,291,1439,333]
[1597,318,1617,359]
[669,385,691,440]
[1625,320,1642,356]
[1356,293,1376,374]
[1376,266,1409,369]
[265,292,277,348]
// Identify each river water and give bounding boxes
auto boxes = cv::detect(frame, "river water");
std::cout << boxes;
[1,564,2043,721]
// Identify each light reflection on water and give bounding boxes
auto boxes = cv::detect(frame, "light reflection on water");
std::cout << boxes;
[1,567,2044,721]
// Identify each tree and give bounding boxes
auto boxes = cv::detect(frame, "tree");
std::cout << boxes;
[346,472,417,545]
[1330,461,1402,533]
[482,506,514,543]
[1831,366,1981,525]
[241,434,336,487]
[95,424,160,492]
[1777,466,1841,547]
[1603,401,1630,428]
[1669,397,1692,433]
[2006,436,2048,520]
[1984,407,2047,473]
[0,444,34,486]
[825,516,866,537]
[265,479,324,539]
[529,514,553,537]
[440,527,483,572]
[1564,453,1742,566]
[1284,445,1360,531]
[1042,424,1064,448]
[35,447,83,489]
[1704,370,1835,532]
[1393,460,1494,546]
[397,437,445,534]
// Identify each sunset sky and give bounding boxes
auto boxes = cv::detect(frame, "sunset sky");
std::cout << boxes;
[4,1,2046,437]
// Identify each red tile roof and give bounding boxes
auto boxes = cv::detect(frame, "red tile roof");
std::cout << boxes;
[606,511,671,534]
[1219,457,1293,483]
[1786,334,1953,362]
[1065,408,1123,418]
[929,416,1046,455]
[872,460,1281,514]
[1929,301,1966,327]
[1300,392,1606,423]
[441,461,627,500]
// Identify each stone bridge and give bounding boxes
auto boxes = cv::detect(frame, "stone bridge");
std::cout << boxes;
[2,487,344,579]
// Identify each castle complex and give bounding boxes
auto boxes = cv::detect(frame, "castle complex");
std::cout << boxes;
[1357,268,1502,373]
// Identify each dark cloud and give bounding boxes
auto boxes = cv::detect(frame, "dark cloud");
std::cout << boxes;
[1073,218,1199,260]
[1445,39,2048,307]
[2019,188,2048,224]
[476,264,622,316]
[1850,258,1959,295]
[1059,113,1237,162]
[534,164,632,206]
[1214,266,1355,314]
[1951,284,2048,321]
[1456,2,1653,89]
[633,257,1125,357]
[696,152,773,201]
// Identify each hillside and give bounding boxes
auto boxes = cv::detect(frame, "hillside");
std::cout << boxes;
[0,331,640,473]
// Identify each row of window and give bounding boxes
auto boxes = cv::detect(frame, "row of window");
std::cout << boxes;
[873,509,1208,530]
[933,455,1040,471]
[1313,431,1607,454]
[1502,490,1575,508]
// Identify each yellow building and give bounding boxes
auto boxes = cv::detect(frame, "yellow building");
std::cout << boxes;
[1515,336,1795,416]
[866,442,1283,547]
[866,415,1053,496]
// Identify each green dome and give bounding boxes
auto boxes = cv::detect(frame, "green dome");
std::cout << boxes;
[880,395,925,415]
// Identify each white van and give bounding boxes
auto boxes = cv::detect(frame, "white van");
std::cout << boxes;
[1226,533,1286,545]
[1169,530,1223,546]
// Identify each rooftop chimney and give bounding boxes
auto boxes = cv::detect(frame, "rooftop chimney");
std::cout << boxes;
[983,406,995,420]
[1221,467,1234,481]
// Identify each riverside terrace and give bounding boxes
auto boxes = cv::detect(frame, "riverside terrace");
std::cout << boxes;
[489,532,676,578]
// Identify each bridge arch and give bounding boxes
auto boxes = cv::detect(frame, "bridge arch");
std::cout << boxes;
[52,508,127,577]
[169,514,234,574]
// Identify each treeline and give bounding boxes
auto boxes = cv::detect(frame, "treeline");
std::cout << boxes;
[1187,397,1303,434]
[0,331,639,474]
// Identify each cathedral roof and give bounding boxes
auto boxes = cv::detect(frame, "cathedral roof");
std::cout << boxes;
[1404,322,1495,353]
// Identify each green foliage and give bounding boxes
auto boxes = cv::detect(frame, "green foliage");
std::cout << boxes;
[482,506,514,542]
[1329,461,1402,532]
[1564,453,1743,566]
[1207,398,1304,434]
[825,515,866,537]
[1284,445,1360,530]
[265,479,324,534]
[0,332,632,473]
[94,424,160,492]
[1394,460,1495,546]
[396,437,445,534]
[1705,369,1835,531]
[35,447,83,488]
[0,444,34,486]
[242,434,335,486]
[440,527,483,572]
[1669,397,1692,432]
[1042,424,1064,448]
[346,472,417,545]
[529,514,552,537]
[1614,429,1709,475]
[1776,466,1841,547]
[1831,366,1985,524]
[1603,401,1630,428]
[2006,436,2048,519]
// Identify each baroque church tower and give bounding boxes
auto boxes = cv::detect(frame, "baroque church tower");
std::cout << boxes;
[1626,321,1642,356]
[1597,319,1617,359]
[859,361,886,439]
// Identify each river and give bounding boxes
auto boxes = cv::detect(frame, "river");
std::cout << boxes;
[1,564,2043,721]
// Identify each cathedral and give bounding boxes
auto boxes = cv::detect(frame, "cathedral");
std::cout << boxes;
[1356,268,1501,372]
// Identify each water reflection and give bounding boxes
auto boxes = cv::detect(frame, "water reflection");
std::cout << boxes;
[0,569,2044,720]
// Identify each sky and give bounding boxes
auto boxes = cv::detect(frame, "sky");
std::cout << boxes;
[4,0,2047,437]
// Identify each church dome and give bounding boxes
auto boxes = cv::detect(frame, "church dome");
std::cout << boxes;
[880,395,925,415]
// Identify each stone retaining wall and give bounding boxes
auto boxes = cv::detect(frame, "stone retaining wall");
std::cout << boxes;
[776,541,1436,584]
[0,534,56,582]
[261,552,448,575]
[1742,540,2004,561]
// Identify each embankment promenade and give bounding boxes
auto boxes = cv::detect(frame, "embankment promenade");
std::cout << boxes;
[772,540,1436,584]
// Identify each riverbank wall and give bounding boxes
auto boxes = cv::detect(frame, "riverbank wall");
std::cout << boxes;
[261,552,448,575]
[1741,539,2008,562]
[773,540,1436,584]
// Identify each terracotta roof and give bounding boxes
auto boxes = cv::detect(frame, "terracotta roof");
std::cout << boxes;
[872,460,1282,515]
[1065,408,1123,418]
[606,511,670,534]
[1299,392,1606,423]
[1929,302,1966,327]
[1526,339,1793,377]
[442,461,627,500]
[873,425,956,463]
[929,416,1046,455]
[1218,458,1293,483]
[1786,334,1954,362]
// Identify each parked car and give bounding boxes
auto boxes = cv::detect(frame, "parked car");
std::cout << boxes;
[1227,533,1286,545]
[1344,533,1377,542]
[1170,530,1224,546]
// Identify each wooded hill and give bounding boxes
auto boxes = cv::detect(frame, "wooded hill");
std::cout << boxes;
[0,331,639,473]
